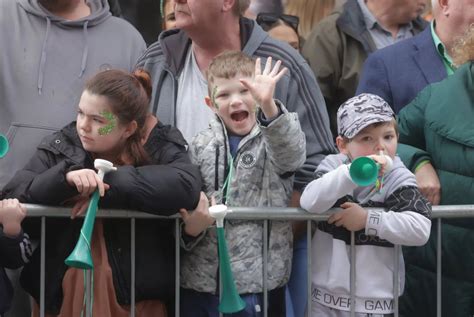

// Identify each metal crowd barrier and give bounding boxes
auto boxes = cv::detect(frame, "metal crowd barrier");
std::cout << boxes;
[24,204,474,317]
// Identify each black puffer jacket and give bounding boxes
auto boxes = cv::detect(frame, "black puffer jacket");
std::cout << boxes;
[2,121,202,314]
[0,229,32,315]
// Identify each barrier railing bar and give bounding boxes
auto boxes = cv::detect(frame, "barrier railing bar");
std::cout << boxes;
[175,219,180,317]
[437,218,442,317]
[24,205,474,220]
[263,219,268,317]
[131,218,136,317]
[350,231,355,317]
[25,204,472,317]
[86,270,91,317]
[40,216,45,317]
[394,245,400,317]
[306,220,312,317]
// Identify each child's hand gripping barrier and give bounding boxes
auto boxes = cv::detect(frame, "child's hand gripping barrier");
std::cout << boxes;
[65,159,117,269]
[208,204,246,314]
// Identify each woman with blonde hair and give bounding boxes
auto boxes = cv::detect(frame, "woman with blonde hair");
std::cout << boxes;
[284,0,335,39]
[161,0,176,30]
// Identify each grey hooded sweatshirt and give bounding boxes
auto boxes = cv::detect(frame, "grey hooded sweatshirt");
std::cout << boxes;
[0,0,146,188]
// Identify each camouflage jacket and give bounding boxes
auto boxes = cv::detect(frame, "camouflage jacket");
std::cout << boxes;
[181,103,306,293]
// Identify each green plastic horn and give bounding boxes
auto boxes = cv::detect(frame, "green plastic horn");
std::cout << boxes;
[349,152,393,186]
[65,159,116,270]
[349,156,379,186]
[0,134,9,158]
[208,204,246,314]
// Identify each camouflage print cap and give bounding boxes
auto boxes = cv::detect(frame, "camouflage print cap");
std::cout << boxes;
[337,93,395,139]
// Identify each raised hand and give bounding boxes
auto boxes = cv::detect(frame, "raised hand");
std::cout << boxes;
[180,192,215,237]
[240,56,287,119]
[328,202,368,232]
[66,168,109,197]
[0,198,27,237]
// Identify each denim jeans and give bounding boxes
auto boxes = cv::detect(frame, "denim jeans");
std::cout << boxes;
[285,234,308,317]
[180,288,263,317]
[180,287,286,317]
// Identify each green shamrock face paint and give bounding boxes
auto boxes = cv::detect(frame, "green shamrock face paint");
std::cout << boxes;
[211,85,219,109]
[252,102,258,113]
[98,111,117,136]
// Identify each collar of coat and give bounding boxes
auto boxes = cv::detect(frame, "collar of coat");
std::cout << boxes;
[37,120,189,164]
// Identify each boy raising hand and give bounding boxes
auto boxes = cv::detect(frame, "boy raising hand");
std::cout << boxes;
[179,51,306,316]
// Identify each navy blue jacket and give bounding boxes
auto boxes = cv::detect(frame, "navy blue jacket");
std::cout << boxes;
[357,27,447,113]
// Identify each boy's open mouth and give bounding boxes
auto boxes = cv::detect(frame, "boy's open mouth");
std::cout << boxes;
[231,110,249,122]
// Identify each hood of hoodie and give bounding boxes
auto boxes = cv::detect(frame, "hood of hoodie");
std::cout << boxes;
[17,0,112,93]
[156,17,257,76]
[18,0,111,27]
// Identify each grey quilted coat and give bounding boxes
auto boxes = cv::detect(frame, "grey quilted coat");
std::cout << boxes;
[181,103,306,294]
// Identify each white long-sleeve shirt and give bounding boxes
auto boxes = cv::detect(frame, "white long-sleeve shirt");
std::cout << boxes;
[301,154,431,314]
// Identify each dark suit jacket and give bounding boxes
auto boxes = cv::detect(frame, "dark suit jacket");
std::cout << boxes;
[356,27,447,113]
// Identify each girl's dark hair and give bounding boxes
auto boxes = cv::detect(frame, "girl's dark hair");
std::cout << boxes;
[84,69,152,166]
[256,13,299,35]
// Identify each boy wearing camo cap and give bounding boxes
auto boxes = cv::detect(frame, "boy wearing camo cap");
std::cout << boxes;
[301,93,432,317]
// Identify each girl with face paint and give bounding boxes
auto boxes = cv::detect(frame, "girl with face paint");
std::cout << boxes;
[75,69,152,171]
[2,69,202,317]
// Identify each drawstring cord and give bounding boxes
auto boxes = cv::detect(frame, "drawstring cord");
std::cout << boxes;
[38,17,51,95]
[221,155,234,205]
[37,19,89,95]
[79,21,89,78]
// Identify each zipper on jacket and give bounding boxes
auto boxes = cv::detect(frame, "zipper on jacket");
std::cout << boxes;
[214,141,221,294]
[152,71,167,115]
[214,144,219,191]
[172,74,179,127]
[222,142,229,205]
[216,126,230,294]
[152,68,178,126]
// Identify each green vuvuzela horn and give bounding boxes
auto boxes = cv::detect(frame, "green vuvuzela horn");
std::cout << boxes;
[209,204,246,313]
[349,151,393,186]
[0,134,9,158]
[65,159,116,269]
